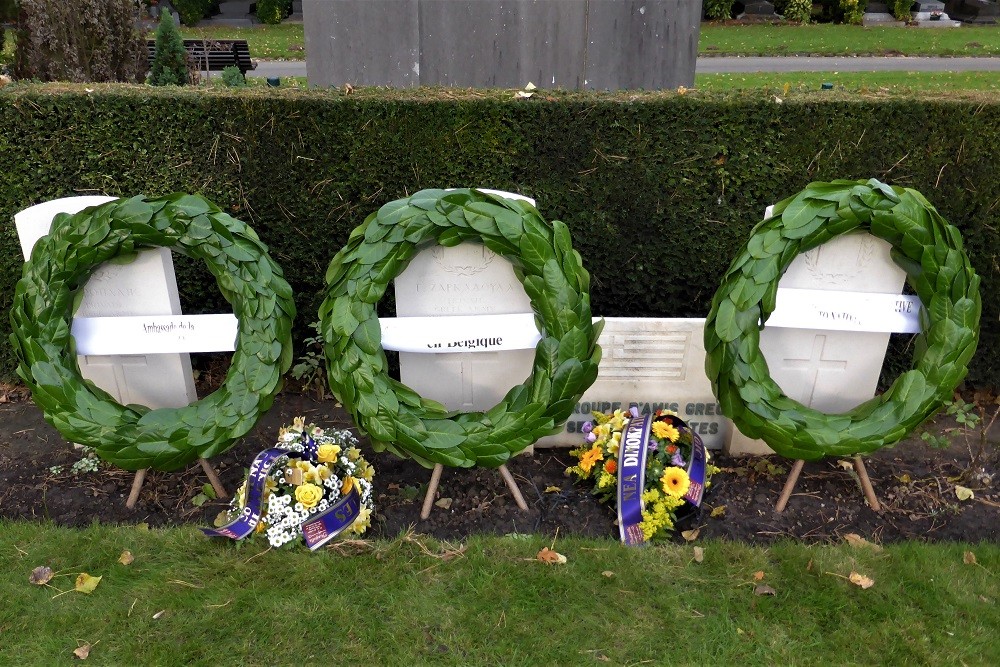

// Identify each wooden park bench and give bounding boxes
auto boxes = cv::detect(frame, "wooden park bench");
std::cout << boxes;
[146,39,257,76]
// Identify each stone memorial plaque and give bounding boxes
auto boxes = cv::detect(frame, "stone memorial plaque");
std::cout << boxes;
[14,196,198,409]
[726,230,909,455]
[393,191,537,412]
[537,318,732,449]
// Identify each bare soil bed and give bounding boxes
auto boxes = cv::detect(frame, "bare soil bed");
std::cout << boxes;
[1,388,997,545]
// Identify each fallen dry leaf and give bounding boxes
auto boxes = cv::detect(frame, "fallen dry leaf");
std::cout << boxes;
[753,570,765,581]
[806,559,814,572]
[753,584,776,596]
[849,571,875,589]
[955,485,975,501]
[681,528,700,542]
[152,610,167,620]
[544,486,561,493]
[118,550,134,566]
[601,570,615,578]
[30,565,54,585]
[693,546,704,563]
[434,497,453,510]
[75,573,101,594]
[710,505,726,518]
[536,547,567,565]
[897,472,912,484]
[963,551,977,565]
[73,643,91,660]
[836,459,854,470]
[844,533,883,552]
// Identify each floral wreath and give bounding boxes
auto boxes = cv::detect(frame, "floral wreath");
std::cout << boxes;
[319,188,602,469]
[212,418,375,549]
[568,408,719,541]
[705,179,981,461]
[9,194,296,471]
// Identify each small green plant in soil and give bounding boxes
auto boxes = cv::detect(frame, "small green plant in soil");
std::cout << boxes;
[919,391,999,485]
[219,65,247,87]
[290,320,327,398]
[48,446,101,476]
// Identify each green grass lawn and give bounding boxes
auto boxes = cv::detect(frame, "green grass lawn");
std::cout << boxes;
[695,70,1000,93]
[699,23,1000,57]
[2,522,998,665]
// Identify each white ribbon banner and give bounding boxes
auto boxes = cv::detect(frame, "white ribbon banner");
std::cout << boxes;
[765,288,921,334]
[71,314,238,355]
[379,313,540,353]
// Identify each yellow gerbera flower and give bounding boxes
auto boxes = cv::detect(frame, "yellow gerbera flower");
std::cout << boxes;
[661,467,691,498]
[652,421,680,443]
[578,445,604,474]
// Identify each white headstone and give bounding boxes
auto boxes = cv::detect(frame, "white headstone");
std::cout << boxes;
[393,191,538,412]
[14,196,198,408]
[726,229,909,455]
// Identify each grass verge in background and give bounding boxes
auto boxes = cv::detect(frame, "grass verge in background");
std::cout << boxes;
[175,23,306,60]
[2,522,997,664]
[695,70,1000,93]
[699,23,1000,57]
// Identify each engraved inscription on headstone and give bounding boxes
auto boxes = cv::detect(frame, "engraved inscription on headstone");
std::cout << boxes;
[393,191,537,412]
[14,196,198,409]
[537,318,733,450]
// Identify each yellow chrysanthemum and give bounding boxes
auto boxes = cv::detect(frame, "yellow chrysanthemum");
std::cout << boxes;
[661,467,691,498]
[341,476,355,495]
[351,507,372,534]
[578,445,604,474]
[652,421,680,443]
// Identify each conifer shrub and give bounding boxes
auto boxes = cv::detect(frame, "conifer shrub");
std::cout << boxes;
[12,0,145,82]
[171,0,211,27]
[255,0,289,24]
[149,8,189,86]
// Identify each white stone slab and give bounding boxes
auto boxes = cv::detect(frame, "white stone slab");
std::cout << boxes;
[537,318,732,449]
[394,190,538,413]
[14,196,198,409]
[726,230,909,456]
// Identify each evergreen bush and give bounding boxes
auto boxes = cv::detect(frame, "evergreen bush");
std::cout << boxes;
[782,0,813,23]
[149,8,189,86]
[889,0,911,20]
[220,65,246,87]
[171,0,211,27]
[12,0,145,82]
[703,0,735,20]
[255,0,289,24]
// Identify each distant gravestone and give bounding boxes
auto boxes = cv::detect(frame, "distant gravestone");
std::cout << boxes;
[863,2,906,25]
[14,197,198,409]
[945,0,999,22]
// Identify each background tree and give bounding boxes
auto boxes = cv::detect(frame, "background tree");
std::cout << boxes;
[13,0,145,82]
[0,0,18,59]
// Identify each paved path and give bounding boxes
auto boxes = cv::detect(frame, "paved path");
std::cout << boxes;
[249,56,1000,80]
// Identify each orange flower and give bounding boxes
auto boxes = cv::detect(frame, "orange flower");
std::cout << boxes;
[604,459,617,475]
[578,445,604,474]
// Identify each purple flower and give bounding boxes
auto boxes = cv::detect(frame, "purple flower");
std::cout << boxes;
[647,440,658,452]
[629,406,639,418]
[586,433,597,443]
[582,422,593,434]
[671,452,685,467]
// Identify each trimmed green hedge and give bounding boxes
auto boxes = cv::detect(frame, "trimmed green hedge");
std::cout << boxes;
[1,85,998,388]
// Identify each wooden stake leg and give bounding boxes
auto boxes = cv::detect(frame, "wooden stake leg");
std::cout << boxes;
[199,458,228,499]
[420,464,444,520]
[853,456,881,512]
[775,459,805,513]
[126,469,147,509]
[497,464,529,511]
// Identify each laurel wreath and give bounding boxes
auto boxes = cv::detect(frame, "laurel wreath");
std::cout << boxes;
[704,179,981,461]
[9,194,296,471]
[320,188,602,468]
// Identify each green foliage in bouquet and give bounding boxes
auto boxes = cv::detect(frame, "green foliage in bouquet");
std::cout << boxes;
[567,409,719,541]
[9,194,296,470]
[320,188,602,469]
[705,179,981,461]
[219,418,375,548]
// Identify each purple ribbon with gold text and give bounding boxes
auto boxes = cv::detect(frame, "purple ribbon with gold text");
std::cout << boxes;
[616,413,651,546]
